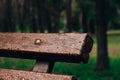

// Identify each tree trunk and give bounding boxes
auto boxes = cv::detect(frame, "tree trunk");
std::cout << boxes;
[66,0,72,32]
[0,0,5,32]
[21,0,30,32]
[95,0,109,71]
[52,0,61,33]
[29,0,38,33]
[36,0,46,33]
[89,18,95,34]
[3,0,15,32]
[12,0,24,32]
[80,5,88,33]
[45,2,52,33]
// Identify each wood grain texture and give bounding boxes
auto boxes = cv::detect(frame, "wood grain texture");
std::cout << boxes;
[0,33,93,63]
[0,68,76,80]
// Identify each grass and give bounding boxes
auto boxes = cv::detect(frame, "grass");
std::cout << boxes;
[0,57,35,70]
[0,30,120,80]
[53,56,120,80]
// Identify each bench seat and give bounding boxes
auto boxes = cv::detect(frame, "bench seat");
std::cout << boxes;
[0,68,76,80]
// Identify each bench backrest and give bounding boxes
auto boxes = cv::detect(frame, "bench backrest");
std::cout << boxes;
[0,33,93,63]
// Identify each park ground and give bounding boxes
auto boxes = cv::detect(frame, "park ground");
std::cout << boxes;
[0,30,120,80]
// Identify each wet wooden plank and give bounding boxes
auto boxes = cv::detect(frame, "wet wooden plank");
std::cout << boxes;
[0,33,93,63]
[0,68,76,80]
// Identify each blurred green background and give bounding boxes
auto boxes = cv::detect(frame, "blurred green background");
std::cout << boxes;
[0,0,120,80]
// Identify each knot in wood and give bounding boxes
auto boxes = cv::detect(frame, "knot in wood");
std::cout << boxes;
[34,39,41,45]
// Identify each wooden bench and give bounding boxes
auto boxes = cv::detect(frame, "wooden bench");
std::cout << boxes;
[0,33,93,80]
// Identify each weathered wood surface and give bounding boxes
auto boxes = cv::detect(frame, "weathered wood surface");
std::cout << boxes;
[0,33,93,63]
[0,68,76,80]
[33,61,54,73]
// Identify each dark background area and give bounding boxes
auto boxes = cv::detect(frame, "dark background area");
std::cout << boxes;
[0,0,119,33]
